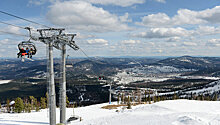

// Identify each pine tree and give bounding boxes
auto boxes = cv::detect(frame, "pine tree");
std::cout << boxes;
[130,96,133,102]
[201,94,204,101]
[144,90,147,102]
[153,96,157,103]
[6,99,10,113]
[46,92,48,108]
[206,95,211,101]
[176,93,179,99]
[40,97,47,109]
[34,98,38,109]
[121,93,124,104]
[138,90,141,103]
[35,102,40,112]
[29,96,35,110]
[157,96,161,102]
[14,97,24,113]
[66,96,70,107]
[28,103,31,113]
[148,93,151,104]
[164,96,168,101]
[127,96,132,109]
[190,92,193,100]
[124,96,128,104]
[24,102,28,113]
[204,94,210,101]
[117,94,120,105]
[74,102,77,108]
[173,92,177,100]
[196,95,199,100]
[213,93,218,101]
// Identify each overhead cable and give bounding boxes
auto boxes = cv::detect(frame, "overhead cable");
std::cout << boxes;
[0,30,28,37]
[0,20,26,29]
[0,10,51,28]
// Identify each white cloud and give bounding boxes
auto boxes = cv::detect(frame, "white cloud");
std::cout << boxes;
[137,6,220,27]
[121,39,140,44]
[154,0,166,3]
[196,26,220,35]
[81,0,145,7]
[29,0,168,7]
[206,39,220,47]
[182,42,197,46]
[47,1,131,32]
[0,39,10,44]
[1,26,21,35]
[166,37,181,42]
[132,27,193,39]
[157,49,163,53]
[28,0,59,5]
[29,0,146,7]
[87,39,108,45]
[119,13,132,23]
[74,32,95,39]
[136,13,170,27]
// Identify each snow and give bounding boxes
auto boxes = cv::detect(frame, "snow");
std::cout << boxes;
[186,80,220,94]
[1,100,220,125]
[113,71,172,84]
[178,76,220,80]
[9,101,15,105]
[178,59,192,63]
[113,66,196,85]
[0,80,11,84]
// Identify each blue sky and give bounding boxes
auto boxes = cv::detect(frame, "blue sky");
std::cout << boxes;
[0,0,220,58]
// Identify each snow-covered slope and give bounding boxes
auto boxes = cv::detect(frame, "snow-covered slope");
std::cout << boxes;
[1,100,220,125]
[113,65,197,84]
[185,80,220,94]
[0,80,11,84]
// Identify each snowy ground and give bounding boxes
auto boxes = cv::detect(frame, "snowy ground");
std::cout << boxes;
[113,71,171,84]
[185,80,220,94]
[112,66,216,85]
[0,100,220,125]
[0,80,11,85]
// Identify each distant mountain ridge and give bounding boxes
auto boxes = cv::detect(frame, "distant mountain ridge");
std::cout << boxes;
[1,56,220,79]
[156,56,220,69]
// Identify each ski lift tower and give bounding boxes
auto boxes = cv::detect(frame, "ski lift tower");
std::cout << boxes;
[37,28,79,125]
[37,28,65,125]
[59,34,79,124]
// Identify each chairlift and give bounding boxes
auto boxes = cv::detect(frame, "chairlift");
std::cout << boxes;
[17,27,37,59]
[98,75,107,82]
[17,40,37,58]
[98,76,105,80]
[66,55,73,68]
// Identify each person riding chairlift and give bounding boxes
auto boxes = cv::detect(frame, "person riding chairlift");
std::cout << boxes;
[20,48,29,58]
[29,48,33,58]
[25,47,30,58]
[17,48,25,58]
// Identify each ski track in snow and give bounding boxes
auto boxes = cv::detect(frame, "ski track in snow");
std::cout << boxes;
[1,100,220,125]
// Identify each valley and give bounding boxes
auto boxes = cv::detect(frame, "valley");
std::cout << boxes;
[0,56,220,105]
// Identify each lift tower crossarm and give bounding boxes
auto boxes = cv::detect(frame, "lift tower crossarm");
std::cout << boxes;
[57,34,79,50]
